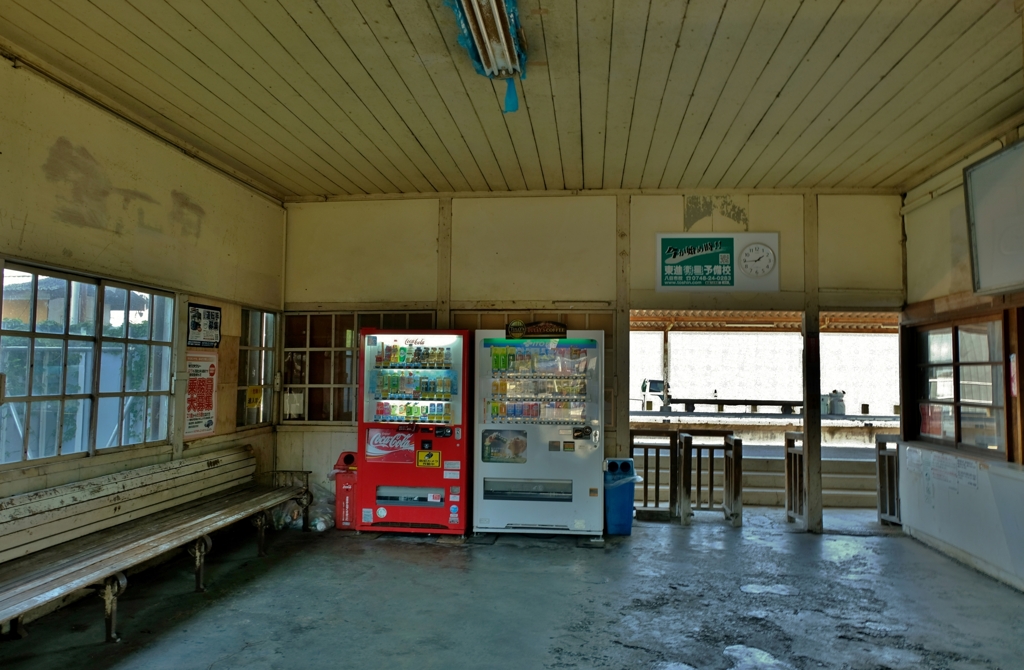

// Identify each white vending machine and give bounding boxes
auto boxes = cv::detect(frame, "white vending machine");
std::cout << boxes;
[473,329,604,536]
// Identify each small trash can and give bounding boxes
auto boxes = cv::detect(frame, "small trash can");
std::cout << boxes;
[605,458,641,536]
[331,452,357,530]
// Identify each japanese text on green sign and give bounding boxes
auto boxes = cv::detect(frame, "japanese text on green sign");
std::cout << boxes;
[661,237,734,287]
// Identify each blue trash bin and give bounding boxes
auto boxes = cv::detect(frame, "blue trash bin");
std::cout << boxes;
[605,459,641,536]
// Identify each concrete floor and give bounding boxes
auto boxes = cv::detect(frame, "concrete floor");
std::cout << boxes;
[3,509,1023,670]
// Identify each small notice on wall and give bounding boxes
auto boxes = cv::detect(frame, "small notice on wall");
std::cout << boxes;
[187,304,221,348]
[245,386,263,409]
[185,353,218,438]
[656,232,779,293]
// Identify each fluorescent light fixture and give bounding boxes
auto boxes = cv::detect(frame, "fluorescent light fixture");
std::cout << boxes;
[458,0,524,78]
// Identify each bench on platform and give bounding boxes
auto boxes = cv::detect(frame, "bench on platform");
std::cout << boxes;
[0,444,310,642]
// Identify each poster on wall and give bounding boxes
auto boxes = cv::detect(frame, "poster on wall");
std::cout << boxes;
[656,233,779,292]
[185,352,218,438]
[187,304,222,348]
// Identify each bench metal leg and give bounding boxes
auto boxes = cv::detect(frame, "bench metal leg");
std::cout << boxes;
[103,572,127,643]
[1,615,28,641]
[253,511,269,557]
[187,535,213,592]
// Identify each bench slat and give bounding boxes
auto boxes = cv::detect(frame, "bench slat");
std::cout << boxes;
[0,485,272,590]
[0,472,255,563]
[0,457,255,539]
[0,485,303,621]
[0,446,251,514]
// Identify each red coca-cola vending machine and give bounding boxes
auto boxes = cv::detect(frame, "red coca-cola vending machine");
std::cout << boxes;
[355,329,470,535]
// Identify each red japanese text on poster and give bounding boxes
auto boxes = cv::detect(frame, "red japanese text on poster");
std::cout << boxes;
[185,353,218,438]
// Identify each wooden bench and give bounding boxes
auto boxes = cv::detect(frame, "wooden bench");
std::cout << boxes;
[669,398,804,415]
[0,444,310,642]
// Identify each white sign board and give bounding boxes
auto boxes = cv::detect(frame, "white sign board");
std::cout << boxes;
[656,232,780,292]
[185,352,218,437]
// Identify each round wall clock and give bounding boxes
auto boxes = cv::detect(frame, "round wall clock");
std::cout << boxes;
[739,243,776,278]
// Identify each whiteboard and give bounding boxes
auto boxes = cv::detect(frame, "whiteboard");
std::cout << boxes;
[964,141,1024,294]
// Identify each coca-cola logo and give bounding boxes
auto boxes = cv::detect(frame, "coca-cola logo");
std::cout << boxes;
[365,429,415,462]
[404,338,425,346]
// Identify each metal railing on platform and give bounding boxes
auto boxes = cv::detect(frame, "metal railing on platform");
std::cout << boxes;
[628,429,742,527]
[784,431,805,526]
[875,434,901,525]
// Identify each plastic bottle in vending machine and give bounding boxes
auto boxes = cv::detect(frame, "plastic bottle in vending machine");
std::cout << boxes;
[390,341,399,366]
[443,402,451,423]
[389,372,399,396]
[381,402,390,421]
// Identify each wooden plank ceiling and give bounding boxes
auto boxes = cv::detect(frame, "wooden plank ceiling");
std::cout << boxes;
[0,0,1021,199]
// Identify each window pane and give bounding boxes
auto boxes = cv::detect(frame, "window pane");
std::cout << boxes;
[308,387,330,421]
[0,402,26,463]
[69,281,98,336]
[127,291,151,340]
[333,387,353,422]
[3,269,34,331]
[310,315,332,348]
[126,344,150,392]
[959,321,1002,363]
[27,400,60,459]
[240,310,253,347]
[357,313,380,332]
[0,336,30,396]
[261,389,273,423]
[66,340,94,395]
[2,269,34,332]
[62,398,91,454]
[147,395,169,442]
[283,388,305,421]
[103,286,127,338]
[237,350,249,386]
[32,338,64,396]
[334,351,354,384]
[100,343,125,393]
[247,347,261,386]
[961,405,1005,452]
[122,396,147,445]
[235,389,247,430]
[919,328,952,364]
[335,314,354,348]
[285,314,307,348]
[382,313,405,329]
[263,351,275,385]
[960,364,1004,406]
[96,397,121,448]
[309,351,330,384]
[921,366,954,401]
[264,313,276,348]
[151,294,174,342]
[408,312,434,330]
[919,403,954,441]
[35,276,67,334]
[150,345,172,392]
[283,352,306,384]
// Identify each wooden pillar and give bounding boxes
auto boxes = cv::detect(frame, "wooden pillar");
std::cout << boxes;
[662,327,671,410]
[615,195,631,456]
[171,293,189,460]
[437,197,452,329]
[802,194,823,533]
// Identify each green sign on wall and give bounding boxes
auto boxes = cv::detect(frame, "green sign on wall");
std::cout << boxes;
[660,237,735,288]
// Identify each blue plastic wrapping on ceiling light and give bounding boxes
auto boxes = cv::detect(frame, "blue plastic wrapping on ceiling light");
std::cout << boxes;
[448,0,527,113]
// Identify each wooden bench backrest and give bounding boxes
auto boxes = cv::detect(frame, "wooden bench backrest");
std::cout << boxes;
[0,445,255,564]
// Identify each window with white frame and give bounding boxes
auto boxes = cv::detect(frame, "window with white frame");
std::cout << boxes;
[0,264,174,463]
[281,311,434,424]
[237,309,276,427]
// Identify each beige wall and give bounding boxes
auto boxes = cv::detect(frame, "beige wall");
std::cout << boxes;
[817,195,903,293]
[284,200,439,305]
[905,190,972,303]
[0,64,284,310]
[451,196,617,302]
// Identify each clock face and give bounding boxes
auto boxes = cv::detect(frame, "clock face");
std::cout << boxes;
[740,243,776,278]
